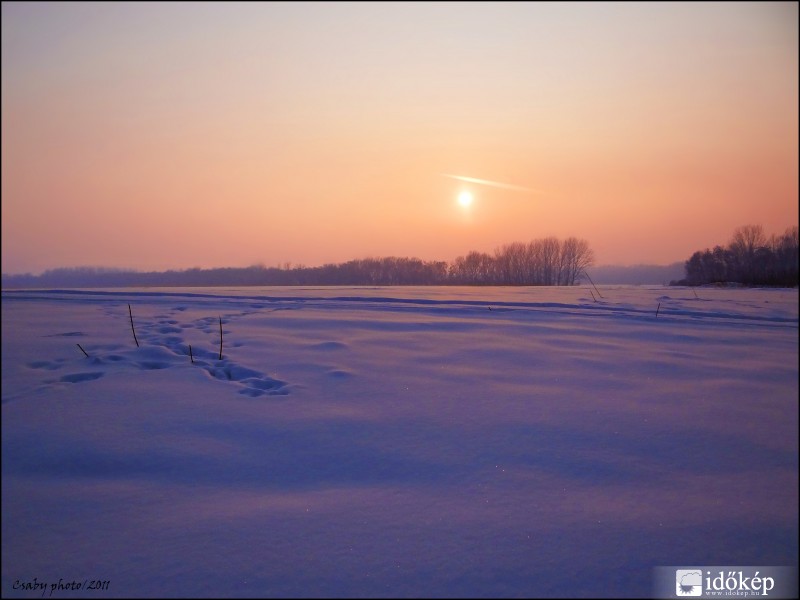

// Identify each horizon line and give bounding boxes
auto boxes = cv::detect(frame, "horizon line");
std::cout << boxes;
[1,260,687,278]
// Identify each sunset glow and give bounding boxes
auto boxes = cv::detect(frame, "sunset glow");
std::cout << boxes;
[1,2,797,274]
[458,191,473,208]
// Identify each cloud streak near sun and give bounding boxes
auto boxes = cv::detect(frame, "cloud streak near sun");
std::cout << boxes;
[441,174,543,194]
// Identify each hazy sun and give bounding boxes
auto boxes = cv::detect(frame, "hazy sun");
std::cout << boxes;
[458,191,473,207]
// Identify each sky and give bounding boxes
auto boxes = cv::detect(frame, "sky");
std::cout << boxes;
[2,1,798,275]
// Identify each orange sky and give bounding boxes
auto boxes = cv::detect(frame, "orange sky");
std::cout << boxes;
[2,2,798,274]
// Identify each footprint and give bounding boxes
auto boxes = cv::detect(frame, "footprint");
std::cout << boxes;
[238,382,290,397]
[326,369,354,379]
[311,341,349,351]
[28,360,64,371]
[59,372,104,383]
[137,361,171,370]
[204,361,289,396]
[45,331,86,337]
[242,377,287,391]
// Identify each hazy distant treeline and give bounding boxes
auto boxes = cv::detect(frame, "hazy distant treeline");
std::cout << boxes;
[2,237,597,288]
[589,262,684,286]
[673,225,799,287]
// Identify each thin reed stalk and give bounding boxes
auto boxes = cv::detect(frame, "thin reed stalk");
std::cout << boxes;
[128,304,140,348]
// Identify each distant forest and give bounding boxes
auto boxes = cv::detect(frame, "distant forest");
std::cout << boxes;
[3,236,597,288]
[672,225,799,287]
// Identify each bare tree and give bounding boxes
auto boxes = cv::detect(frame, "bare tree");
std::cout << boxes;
[539,237,561,285]
[730,224,767,255]
[729,225,767,284]
[451,251,496,284]
[560,237,595,285]
[495,242,529,285]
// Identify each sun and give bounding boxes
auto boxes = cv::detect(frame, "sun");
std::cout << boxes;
[457,190,473,207]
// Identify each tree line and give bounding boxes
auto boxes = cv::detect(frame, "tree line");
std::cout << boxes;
[449,237,594,285]
[2,236,595,288]
[673,225,798,287]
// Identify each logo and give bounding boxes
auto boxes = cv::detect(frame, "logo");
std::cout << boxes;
[654,566,796,599]
[676,570,703,596]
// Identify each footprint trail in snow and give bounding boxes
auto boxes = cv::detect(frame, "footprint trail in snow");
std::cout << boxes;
[28,303,289,398]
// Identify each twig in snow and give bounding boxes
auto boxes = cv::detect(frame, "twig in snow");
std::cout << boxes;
[189,344,194,364]
[218,316,223,360]
[583,270,603,299]
[656,302,661,318]
[128,304,140,348]
[589,289,597,302]
[77,343,89,358]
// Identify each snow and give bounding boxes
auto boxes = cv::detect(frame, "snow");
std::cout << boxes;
[2,285,798,598]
